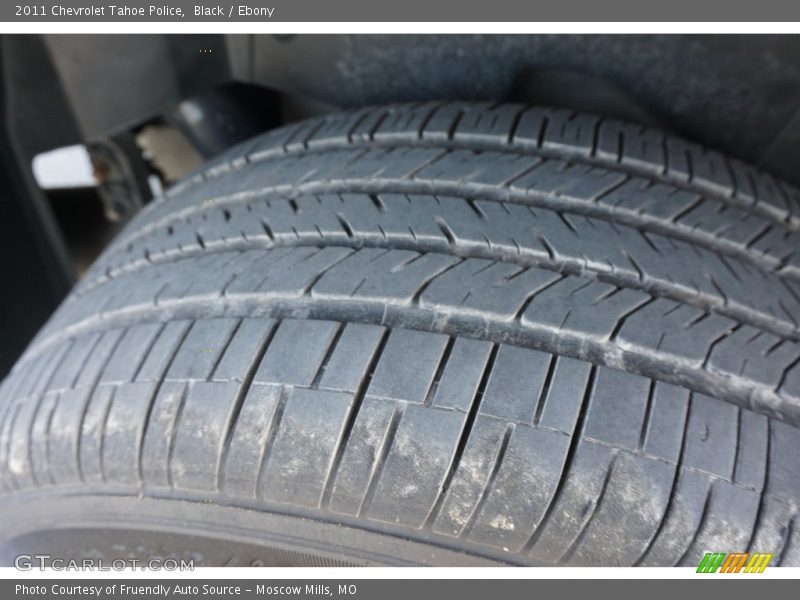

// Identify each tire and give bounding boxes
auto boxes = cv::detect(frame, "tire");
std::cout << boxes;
[1,101,799,567]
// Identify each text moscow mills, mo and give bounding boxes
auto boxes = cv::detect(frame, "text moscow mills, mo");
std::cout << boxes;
[16,584,360,597]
